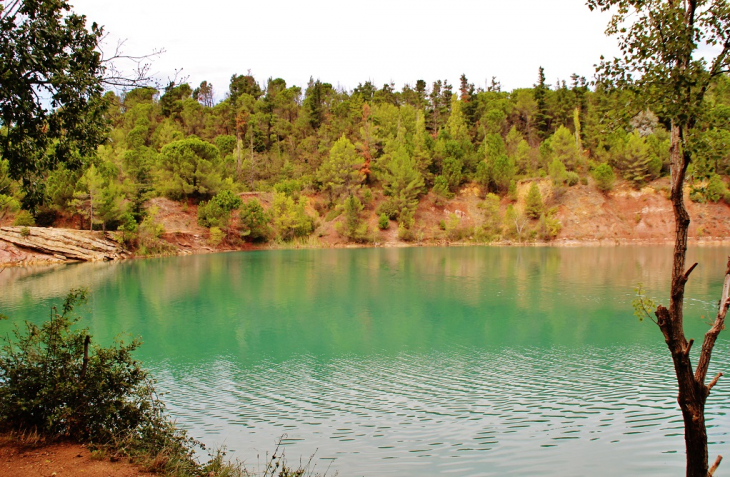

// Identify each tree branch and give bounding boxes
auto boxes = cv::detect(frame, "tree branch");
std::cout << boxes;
[707,372,723,392]
[694,257,730,385]
[682,262,698,283]
[709,455,723,476]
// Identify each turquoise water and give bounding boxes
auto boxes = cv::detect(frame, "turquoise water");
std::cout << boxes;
[1,246,729,475]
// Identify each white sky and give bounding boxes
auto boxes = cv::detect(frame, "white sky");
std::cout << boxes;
[71,0,620,99]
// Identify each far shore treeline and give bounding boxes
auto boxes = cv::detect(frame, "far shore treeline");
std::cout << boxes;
[2,69,730,249]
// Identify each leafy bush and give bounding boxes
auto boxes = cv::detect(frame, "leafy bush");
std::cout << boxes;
[208,226,224,246]
[0,194,20,220]
[592,163,615,192]
[378,213,390,230]
[565,171,580,186]
[13,210,35,226]
[432,175,454,200]
[271,192,314,241]
[524,183,544,219]
[239,199,272,242]
[198,190,242,228]
[273,179,303,197]
[336,195,371,242]
[706,174,728,202]
[0,290,200,473]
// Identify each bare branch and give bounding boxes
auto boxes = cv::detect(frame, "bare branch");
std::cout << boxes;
[682,262,698,283]
[707,372,723,392]
[685,338,694,355]
[709,455,723,476]
[0,0,22,22]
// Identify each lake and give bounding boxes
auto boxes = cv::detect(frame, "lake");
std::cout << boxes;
[1,246,729,476]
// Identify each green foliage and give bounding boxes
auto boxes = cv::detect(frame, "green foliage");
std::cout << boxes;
[593,163,616,192]
[271,193,314,241]
[432,175,454,200]
[525,183,544,219]
[157,137,222,200]
[0,0,108,210]
[550,126,581,171]
[273,179,304,197]
[0,290,195,469]
[13,210,35,226]
[565,171,580,187]
[0,195,20,221]
[479,193,502,239]
[336,195,370,242]
[441,157,463,191]
[378,213,390,230]
[632,283,657,322]
[198,190,242,229]
[239,199,272,242]
[549,157,567,186]
[208,226,224,246]
[380,146,425,223]
[317,136,362,202]
[705,174,728,203]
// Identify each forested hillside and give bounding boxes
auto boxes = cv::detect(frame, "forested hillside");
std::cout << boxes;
[2,69,730,252]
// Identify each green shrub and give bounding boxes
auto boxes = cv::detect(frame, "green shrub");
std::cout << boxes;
[239,199,272,242]
[592,163,615,192]
[706,174,728,203]
[0,194,20,220]
[271,192,314,241]
[525,183,544,219]
[378,213,390,230]
[19,226,30,237]
[724,190,730,205]
[0,290,200,474]
[198,190,242,228]
[13,210,35,226]
[273,179,303,197]
[432,175,454,200]
[565,171,580,186]
[208,226,224,246]
[336,195,371,242]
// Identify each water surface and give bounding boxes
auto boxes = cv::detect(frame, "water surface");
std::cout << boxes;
[1,246,729,476]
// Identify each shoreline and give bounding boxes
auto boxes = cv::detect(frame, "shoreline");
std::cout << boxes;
[2,235,729,269]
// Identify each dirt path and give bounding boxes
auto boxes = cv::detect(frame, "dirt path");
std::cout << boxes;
[0,439,154,477]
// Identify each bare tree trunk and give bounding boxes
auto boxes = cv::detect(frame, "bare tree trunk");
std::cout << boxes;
[655,122,730,477]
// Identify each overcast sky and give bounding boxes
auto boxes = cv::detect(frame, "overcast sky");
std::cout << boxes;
[71,0,620,99]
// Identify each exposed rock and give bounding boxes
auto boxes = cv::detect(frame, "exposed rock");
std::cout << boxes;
[0,227,128,263]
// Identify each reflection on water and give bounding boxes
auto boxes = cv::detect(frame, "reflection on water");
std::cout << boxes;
[1,246,729,475]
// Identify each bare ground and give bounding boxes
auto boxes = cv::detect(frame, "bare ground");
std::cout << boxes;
[0,436,154,477]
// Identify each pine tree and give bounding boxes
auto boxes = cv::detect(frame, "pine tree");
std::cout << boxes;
[533,67,550,140]
[525,182,544,219]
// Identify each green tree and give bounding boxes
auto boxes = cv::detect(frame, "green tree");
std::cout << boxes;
[337,195,369,242]
[550,126,581,171]
[380,146,425,222]
[589,1,730,473]
[0,0,108,210]
[239,199,272,242]
[592,163,615,192]
[533,67,550,139]
[317,136,362,203]
[524,182,544,219]
[271,192,313,240]
[157,137,222,200]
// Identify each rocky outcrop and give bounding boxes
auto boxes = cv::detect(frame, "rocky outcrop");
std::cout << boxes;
[0,227,128,263]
